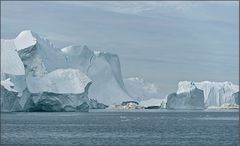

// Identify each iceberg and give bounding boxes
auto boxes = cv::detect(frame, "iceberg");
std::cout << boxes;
[124,77,161,102]
[139,98,166,108]
[109,101,144,109]
[0,30,107,112]
[166,81,239,109]
[177,81,239,107]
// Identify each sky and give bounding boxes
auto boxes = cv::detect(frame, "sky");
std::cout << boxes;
[1,1,239,96]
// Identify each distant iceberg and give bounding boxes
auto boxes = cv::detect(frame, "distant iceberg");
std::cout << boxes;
[166,81,239,109]
[124,77,161,101]
[139,98,166,109]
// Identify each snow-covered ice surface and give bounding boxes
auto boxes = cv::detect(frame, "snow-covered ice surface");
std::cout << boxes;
[14,30,37,51]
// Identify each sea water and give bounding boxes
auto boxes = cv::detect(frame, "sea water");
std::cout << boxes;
[1,109,239,145]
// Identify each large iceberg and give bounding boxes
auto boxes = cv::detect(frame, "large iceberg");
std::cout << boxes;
[177,81,239,107]
[1,30,110,111]
[166,81,239,109]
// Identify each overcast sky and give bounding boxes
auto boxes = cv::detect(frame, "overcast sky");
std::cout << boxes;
[1,1,239,96]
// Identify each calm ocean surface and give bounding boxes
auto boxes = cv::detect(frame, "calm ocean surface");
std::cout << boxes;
[1,109,239,145]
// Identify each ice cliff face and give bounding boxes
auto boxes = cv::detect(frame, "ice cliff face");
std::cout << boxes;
[26,69,91,94]
[17,31,68,77]
[166,82,205,110]
[1,30,109,112]
[61,45,132,105]
[232,91,239,105]
[177,81,239,107]
[166,81,239,109]
[1,39,25,76]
